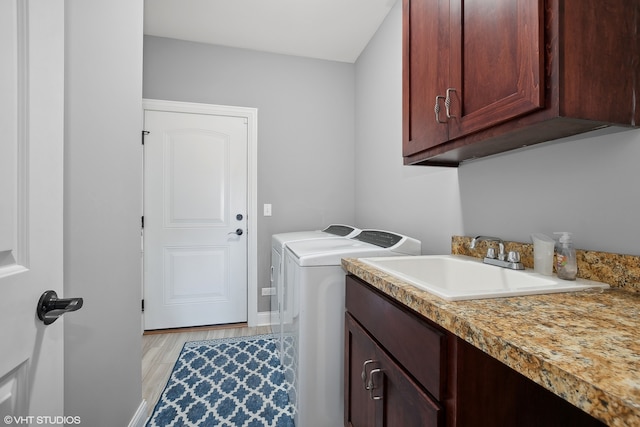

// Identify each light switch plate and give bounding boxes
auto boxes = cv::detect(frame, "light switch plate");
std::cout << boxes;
[261,287,276,296]
[263,203,272,216]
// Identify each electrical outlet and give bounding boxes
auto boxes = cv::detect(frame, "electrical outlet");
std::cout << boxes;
[263,203,272,216]
[261,287,276,296]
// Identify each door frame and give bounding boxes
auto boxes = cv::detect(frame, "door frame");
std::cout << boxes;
[142,99,260,326]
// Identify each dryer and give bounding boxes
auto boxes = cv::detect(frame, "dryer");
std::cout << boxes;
[270,224,360,353]
[283,230,421,427]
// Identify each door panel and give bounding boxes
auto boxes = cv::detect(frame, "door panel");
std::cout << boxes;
[448,0,544,138]
[403,0,450,155]
[0,0,65,418]
[345,314,442,427]
[144,111,248,330]
[163,246,229,303]
[345,315,377,427]
[165,130,227,226]
[377,343,442,427]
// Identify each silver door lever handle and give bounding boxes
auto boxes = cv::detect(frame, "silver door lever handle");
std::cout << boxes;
[228,228,243,236]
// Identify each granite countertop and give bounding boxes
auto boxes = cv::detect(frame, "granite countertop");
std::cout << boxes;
[342,257,640,427]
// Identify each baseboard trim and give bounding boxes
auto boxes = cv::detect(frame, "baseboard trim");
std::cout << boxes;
[253,311,276,327]
[128,399,148,427]
[142,311,275,334]
[144,322,248,335]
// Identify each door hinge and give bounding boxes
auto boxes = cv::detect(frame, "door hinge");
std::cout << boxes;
[141,216,144,229]
[141,299,145,312]
[141,130,149,145]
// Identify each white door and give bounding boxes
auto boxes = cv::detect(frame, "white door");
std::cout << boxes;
[143,110,248,330]
[0,0,66,419]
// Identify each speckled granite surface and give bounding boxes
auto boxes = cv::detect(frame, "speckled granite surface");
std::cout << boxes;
[342,254,640,426]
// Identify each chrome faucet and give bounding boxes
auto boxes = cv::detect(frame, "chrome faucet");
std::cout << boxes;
[470,236,506,260]
[470,235,524,270]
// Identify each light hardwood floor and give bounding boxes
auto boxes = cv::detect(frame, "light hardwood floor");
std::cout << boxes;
[142,324,273,416]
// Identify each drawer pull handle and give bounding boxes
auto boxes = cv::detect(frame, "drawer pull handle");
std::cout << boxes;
[434,95,446,123]
[445,87,456,119]
[368,368,384,400]
[362,359,376,390]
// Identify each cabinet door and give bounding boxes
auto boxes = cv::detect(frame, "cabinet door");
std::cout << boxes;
[345,314,443,427]
[375,341,443,427]
[402,0,450,156]
[345,314,377,427]
[447,0,544,139]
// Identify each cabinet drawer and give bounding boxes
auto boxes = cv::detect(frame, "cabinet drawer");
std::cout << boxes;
[346,275,446,400]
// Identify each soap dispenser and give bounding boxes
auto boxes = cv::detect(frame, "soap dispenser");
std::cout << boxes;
[554,232,577,280]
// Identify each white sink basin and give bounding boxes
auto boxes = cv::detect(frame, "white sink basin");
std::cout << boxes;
[359,255,609,301]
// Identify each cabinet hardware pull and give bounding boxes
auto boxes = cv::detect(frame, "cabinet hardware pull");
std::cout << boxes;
[368,368,384,400]
[434,95,446,123]
[445,88,456,119]
[362,360,376,390]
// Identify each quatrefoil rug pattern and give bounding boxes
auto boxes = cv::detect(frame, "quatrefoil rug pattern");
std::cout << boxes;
[147,334,295,426]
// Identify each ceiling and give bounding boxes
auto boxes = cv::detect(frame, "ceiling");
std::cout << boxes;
[143,0,397,63]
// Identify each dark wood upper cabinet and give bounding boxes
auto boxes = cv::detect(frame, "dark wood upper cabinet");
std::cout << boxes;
[403,0,640,166]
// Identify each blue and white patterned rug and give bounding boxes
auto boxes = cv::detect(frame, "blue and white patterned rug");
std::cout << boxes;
[146,334,295,427]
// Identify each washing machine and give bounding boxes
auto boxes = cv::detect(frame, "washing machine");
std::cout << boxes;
[270,224,361,354]
[283,230,421,427]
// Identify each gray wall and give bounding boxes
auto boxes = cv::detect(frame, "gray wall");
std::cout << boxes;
[64,0,144,425]
[354,1,463,254]
[143,37,356,311]
[356,0,640,256]
[459,127,640,255]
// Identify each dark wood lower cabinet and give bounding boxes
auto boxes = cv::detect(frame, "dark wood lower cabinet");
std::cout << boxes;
[450,337,606,427]
[345,274,607,427]
[345,315,442,427]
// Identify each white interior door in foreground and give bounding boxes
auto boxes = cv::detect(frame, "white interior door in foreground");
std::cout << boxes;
[0,0,66,420]
[144,110,248,330]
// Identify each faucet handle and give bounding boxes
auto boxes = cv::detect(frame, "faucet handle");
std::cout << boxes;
[507,251,521,263]
[486,247,497,259]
